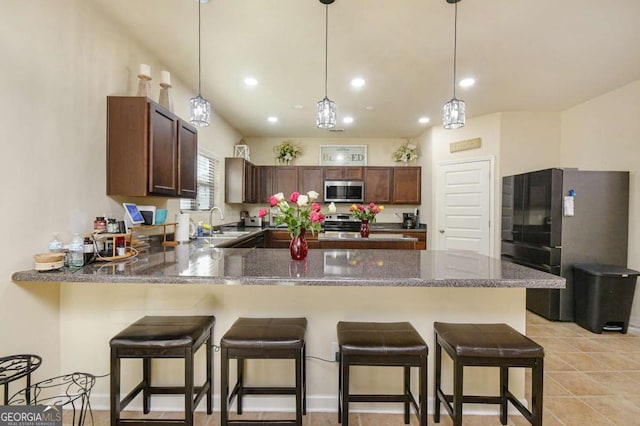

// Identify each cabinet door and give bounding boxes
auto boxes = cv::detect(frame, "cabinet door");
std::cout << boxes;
[392,167,421,204]
[364,167,392,203]
[258,166,274,202]
[177,120,197,198]
[344,167,364,180]
[107,97,148,196]
[244,162,257,203]
[298,167,324,201]
[273,167,299,198]
[324,167,343,180]
[149,103,178,196]
[323,167,363,181]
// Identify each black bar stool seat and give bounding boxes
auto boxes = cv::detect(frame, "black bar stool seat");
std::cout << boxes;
[220,317,307,426]
[337,321,428,426]
[434,322,544,426]
[110,315,215,426]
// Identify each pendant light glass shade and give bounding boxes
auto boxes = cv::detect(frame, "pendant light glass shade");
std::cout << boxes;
[443,98,465,129]
[189,95,211,127]
[316,0,336,129]
[189,0,211,127]
[443,0,465,129]
[316,97,336,129]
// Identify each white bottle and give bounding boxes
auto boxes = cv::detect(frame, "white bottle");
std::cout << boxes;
[48,233,64,253]
[68,233,84,267]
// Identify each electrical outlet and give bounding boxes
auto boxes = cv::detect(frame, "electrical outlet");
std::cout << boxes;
[331,341,340,362]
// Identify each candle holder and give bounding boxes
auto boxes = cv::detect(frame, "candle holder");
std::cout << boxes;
[136,74,152,97]
[158,83,174,112]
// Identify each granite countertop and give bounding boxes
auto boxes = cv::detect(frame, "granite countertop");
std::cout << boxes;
[12,245,564,289]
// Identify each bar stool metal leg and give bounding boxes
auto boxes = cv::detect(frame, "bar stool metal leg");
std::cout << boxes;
[500,365,508,425]
[110,347,120,426]
[220,347,229,426]
[532,358,544,426]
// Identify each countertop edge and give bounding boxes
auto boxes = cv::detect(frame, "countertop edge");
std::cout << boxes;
[12,271,565,288]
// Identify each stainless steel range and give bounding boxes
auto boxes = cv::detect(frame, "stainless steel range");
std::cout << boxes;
[323,214,361,232]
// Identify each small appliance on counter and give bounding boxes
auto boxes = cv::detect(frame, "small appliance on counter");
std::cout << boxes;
[244,217,263,227]
[402,213,417,229]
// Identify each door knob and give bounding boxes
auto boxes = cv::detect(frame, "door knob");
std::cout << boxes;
[439,229,445,233]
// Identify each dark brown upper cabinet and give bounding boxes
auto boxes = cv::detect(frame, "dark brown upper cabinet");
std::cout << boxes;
[392,167,421,204]
[107,96,197,198]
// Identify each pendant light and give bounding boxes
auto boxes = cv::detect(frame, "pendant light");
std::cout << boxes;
[316,0,336,129]
[443,0,465,129]
[189,0,211,127]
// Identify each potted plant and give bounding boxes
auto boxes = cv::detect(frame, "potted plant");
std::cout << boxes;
[258,191,336,260]
[392,141,419,164]
[349,202,385,238]
[273,140,301,165]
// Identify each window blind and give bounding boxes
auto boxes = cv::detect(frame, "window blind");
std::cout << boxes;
[180,149,220,211]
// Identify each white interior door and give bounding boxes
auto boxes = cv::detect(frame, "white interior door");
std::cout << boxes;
[436,159,492,255]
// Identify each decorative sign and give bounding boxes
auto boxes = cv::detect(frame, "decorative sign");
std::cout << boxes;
[449,138,481,153]
[319,145,367,166]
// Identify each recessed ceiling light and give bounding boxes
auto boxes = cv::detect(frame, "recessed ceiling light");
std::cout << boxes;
[418,117,430,124]
[351,78,366,88]
[293,105,304,110]
[343,116,354,124]
[244,77,258,87]
[365,106,375,111]
[459,78,475,88]
[267,116,278,123]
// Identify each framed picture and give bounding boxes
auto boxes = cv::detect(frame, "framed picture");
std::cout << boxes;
[319,145,367,166]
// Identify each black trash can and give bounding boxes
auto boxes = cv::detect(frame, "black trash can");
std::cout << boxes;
[573,264,639,334]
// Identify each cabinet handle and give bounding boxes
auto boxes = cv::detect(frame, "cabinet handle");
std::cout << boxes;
[439,229,445,233]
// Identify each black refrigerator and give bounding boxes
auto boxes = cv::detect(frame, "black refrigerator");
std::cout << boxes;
[501,168,629,321]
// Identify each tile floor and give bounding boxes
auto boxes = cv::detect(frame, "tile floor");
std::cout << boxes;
[77,312,640,425]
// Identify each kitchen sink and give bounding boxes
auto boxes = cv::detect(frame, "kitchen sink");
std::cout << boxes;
[215,231,251,237]
[199,231,250,240]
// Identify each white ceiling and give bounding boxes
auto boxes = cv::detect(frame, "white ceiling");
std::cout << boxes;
[90,0,640,139]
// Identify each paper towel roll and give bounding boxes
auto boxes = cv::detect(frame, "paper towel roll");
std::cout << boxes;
[175,213,191,243]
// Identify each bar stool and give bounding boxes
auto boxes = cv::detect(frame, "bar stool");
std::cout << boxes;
[220,317,307,426]
[8,372,96,426]
[0,354,42,404]
[110,315,215,426]
[433,322,544,426]
[337,321,428,426]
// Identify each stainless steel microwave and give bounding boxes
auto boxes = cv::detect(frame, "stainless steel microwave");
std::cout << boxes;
[324,180,364,203]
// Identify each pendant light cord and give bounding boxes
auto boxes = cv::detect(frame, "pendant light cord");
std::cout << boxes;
[198,0,202,96]
[452,1,458,98]
[324,4,329,98]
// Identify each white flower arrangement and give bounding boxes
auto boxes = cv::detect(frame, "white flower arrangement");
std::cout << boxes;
[274,140,301,163]
[392,142,419,162]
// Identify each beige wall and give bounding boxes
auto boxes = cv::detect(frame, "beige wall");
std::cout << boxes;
[243,137,427,225]
[0,0,241,379]
[560,80,640,325]
[500,112,562,176]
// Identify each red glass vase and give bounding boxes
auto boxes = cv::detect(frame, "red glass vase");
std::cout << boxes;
[289,228,309,260]
[360,219,370,238]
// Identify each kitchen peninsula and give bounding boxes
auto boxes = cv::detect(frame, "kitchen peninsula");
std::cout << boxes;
[12,248,563,413]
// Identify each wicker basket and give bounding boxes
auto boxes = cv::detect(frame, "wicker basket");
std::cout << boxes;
[33,252,65,263]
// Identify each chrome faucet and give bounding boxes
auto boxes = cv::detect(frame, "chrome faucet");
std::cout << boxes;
[208,206,225,234]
